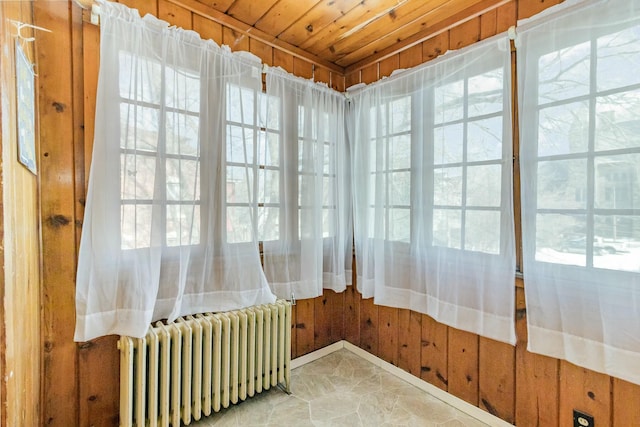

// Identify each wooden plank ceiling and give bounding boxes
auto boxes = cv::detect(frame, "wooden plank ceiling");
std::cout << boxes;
[197,0,508,71]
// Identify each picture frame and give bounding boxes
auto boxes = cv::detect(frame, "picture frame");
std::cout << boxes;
[15,40,37,175]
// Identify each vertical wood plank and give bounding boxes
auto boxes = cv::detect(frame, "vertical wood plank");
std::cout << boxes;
[295,298,315,357]
[420,314,449,391]
[515,286,560,427]
[157,0,192,29]
[479,337,515,424]
[479,9,497,41]
[344,284,361,345]
[117,0,158,17]
[314,292,332,350]
[359,297,379,356]
[422,32,449,62]
[273,50,294,74]
[449,17,481,50]
[399,44,423,70]
[82,23,99,190]
[496,1,517,34]
[517,0,563,20]
[378,54,399,79]
[448,328,479,406]
[377,306,398,366]
[34,2,80,425]
[398,310,421,377]
[250,38,273,66]
[330,73,345,92]
[559,361,611,427]
[290,303,298,358]
[293,57,314,80]
[313,66,331,85]
[223,26,249,52]
[613,378,640,427]
[327,289,345,343]
[345,71,361,88]
[193,14,223,44]
[360,63,378,85]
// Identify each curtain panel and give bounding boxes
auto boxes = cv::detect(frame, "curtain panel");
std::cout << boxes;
[75,2,275,341]
[518,0,640,384]
[349,35,517,345]
[263,67,352,300]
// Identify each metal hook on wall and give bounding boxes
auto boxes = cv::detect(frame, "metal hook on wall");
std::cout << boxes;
[7,19,52,42]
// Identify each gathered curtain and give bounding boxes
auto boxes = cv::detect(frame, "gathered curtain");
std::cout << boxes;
[349,35,517,344]
[262,67,352,300]
[75,2,275,342]
[518,0,640,384]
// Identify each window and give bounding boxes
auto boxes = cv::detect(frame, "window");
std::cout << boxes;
[525,24,640,273]
[225,83,281,243]
[367,96,412,242]
[119,52,201,250]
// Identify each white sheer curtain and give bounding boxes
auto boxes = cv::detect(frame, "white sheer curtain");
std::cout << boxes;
[75,2,275,342]
[262,67,352,300]
[349,35,516,344]
[519,0,640,384]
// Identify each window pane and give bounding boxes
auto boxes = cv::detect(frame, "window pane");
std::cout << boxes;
[468,116,503,161]
[596,91,640,151]
[390,135,411,169]
[538,41,590,103]
[259,169,279,204]
[259,93,280,130]
[390,96,411,133]
[433,209,461,249]
[389,208,410,242]
[323,143,333,175]
[322,208,333,238]
[226,84,255,125]
[227,166,253,204]
[165,66,200,113]
[535,213,586,266]
[390,171,410,206]
[434,80,464,124]
[538,101,589,156]
[121,204,152,250]
[119,52,161,104]
[120,104,159,151]
[597,26,640,92]
[227,206,253,243]
[595,154,640,209]
[121,154,155,200]
[434,167,462,206]
[166,112,199,156]
[434,124,463,164]
[468,68,503,117]
[166,158,199,201]
[226,125,254,164]
[166,204,200,247]
[537,159,587,209]
[594,215,640,272]
[465,210,500,254]
[259,131,279,167]
[323,176,334,207]
[259,207,279,241]
[467,165,501,207]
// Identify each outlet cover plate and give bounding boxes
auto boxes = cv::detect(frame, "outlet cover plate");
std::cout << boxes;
[573,410,594,427]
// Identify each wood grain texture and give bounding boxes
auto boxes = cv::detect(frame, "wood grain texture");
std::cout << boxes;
[193,14,223,43]
[448,328,479,406]
[359,297,379,355]
[399,44,423,69]
[34,2,81,425]
[223,25,250,51]
[293,57,314,79]
[117,0,159,17]
[226,0,278,26]
[613,378,640,427]
[0,3,41,426]
[360,64,378,85]
[479,337,515,423]
[421,314,449,391]
[158,0,192,29]
[273,49,295,74]
[327,289,345,343]
[517,0,563,20]
[378,54,399,79]
[377,306,399,366]
[295,298,316,357]
[314,293,333,350]
[343,284,361,345]
[559,361,611,427]
[398,310,421,377]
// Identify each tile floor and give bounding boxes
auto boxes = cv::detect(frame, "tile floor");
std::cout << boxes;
[190,349,491,426]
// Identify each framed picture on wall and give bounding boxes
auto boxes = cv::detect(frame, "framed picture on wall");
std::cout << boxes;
[15,40,37,175]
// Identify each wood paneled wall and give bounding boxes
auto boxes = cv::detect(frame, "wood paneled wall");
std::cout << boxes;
[343,1,640,426]
[0,2,42,426]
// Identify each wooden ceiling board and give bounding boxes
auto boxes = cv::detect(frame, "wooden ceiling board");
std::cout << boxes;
[318,0,452,62]
[226,0,279,26]
[276,0,363,46]
[254,0,322,37]
[200,0,236,13]
[298,0,411,52]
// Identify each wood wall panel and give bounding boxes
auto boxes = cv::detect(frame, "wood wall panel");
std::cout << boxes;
[34,2,82,425]
[447,328,479,406]
[378,54,399,79]
[0,3,41,426]
[327,289,345,343]
[314,293,333,350]
[193,14,223,43]
[397,311,421,377]
[478,338,515,423]
[223,26,249,52]
[559,362,611,427]
[294,298,315,358]
[359,297,379,355]
[158,1,192,29]
[613,378,640,427]
[377,306,399,366]
[117,0,158,17]
[343,281,361,345]
[420,314,449,391]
